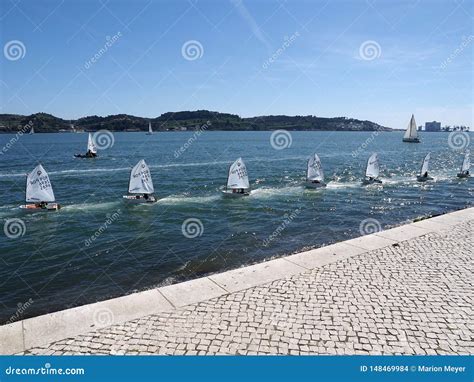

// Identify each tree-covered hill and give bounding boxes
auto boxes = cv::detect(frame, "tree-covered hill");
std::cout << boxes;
[0,110,391,133]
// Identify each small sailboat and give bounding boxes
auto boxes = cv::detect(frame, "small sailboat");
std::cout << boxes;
[29,126,35,134]
[416,153,433,182]
[362,153,382,185]
[305,153,326,188]
[74,133,97,158]
[146,121,153,135]
[222,157,250,197]
[123,160,157,203]
[457,152,470,178]
[402,114,420,143]
[19,164,60,211]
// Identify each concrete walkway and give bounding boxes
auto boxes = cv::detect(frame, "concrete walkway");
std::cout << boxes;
[2,208,473,355]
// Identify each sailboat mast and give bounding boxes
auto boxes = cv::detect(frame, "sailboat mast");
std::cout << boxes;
[306,158,310,181]
[226,162,232,191]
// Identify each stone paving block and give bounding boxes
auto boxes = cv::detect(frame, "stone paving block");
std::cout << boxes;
[344,234,396,251]
[285,242,367,269]
[411,219,451,232]
[0,321,24,354]
[159,277,227,307]
[22,289,173,350]
[375,225,431,242]
[209,258,305,293]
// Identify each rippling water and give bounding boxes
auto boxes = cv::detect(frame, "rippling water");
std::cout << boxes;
[0,131,472,322]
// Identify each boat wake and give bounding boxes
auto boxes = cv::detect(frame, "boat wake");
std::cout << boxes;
[0,204,19,218]
[0,167,131,178]
[382,173,456,185]
[61,201,122,211]
[157,194,221,205]
[326,181,361,189]
[0,156,309,179]
[250,186,303,198]
[379,176,414,185]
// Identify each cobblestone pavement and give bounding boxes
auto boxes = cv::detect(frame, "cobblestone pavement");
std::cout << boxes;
[23,220,473,355]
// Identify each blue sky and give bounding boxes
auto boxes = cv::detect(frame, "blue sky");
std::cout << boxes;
[0,0,472,128]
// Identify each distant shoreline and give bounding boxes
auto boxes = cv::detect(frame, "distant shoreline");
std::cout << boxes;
[1,129,468,134]
[2,111,469,134]
[0,129,403,134]
[0,110,392,133]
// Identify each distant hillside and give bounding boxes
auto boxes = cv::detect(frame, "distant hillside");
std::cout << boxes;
[0,110,391,133]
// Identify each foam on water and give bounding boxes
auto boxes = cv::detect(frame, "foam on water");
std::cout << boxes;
[0,156,312,179]
[250,186,304,198]
[61,201,122,211]
[0,167,130,178]
[157,194,221,205]
[0,204,18,218]
[326,181,361,189]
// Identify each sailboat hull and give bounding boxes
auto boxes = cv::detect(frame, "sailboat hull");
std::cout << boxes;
[402,138,420,143]
[20,203,60,211]
[123,195,157,203]
[362,178,382,185]
[305,181,326,189]
[457,173,469,178]
[416,175,433,182]
[74,153,97,158]
[222,190,250,197]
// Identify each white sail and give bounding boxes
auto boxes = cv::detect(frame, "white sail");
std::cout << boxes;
[403,114,419,140]
[365,153,380,178]
[227,157,250,189]
[128,160,154,194]
[87,133,97,154]
[461,152,470,172]
[420,153,430,176]
[148,122,153,134]
[29,126,35,134]
[307,154,324,181]
[26,164,55,202]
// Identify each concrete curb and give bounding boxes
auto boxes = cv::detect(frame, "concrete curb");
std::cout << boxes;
[1,207,472,354]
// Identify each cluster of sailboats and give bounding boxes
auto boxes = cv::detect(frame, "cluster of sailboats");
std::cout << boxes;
[306,151,469,187]
[18,151,470,211]
[17,113,470,211]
